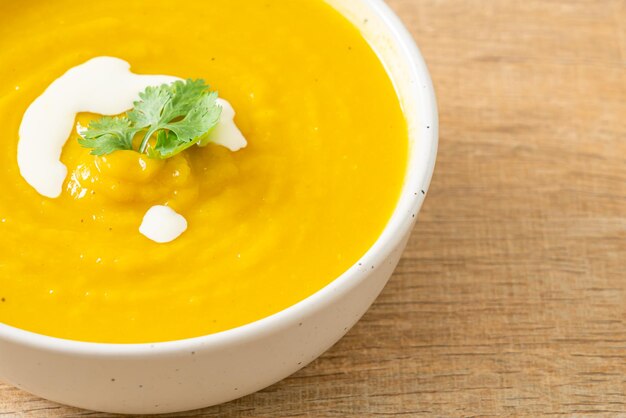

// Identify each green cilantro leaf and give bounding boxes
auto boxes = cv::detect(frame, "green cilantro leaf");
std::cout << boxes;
[128,85,172,129]
[148,130,198,160]
[78,116,135,156]
[129,79,222,155]
[79,79,222,160]
[162,79,210,121]
[163,93,220,140]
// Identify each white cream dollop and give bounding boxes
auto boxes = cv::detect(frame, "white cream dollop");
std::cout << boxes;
[210,99,247,152]
[17,56,248,243]
[139,206,188,243]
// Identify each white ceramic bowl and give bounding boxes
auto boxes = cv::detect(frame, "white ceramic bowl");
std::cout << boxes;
[0,0,438,414]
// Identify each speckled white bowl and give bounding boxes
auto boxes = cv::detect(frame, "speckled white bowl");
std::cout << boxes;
[0,0,437,414]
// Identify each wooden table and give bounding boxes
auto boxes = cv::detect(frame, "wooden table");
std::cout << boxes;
[2,0,625,416]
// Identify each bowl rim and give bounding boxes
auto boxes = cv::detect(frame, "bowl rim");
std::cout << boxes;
[0,0,438,355]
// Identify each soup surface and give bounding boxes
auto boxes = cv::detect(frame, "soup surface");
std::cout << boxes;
[0,0,407,343]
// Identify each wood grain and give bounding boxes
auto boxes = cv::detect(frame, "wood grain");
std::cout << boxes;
[2,0,626,416]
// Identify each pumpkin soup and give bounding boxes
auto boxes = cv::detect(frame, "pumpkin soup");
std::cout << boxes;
[0,0,408,343]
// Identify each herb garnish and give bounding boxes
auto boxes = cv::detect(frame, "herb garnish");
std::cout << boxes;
[78,79,222,159]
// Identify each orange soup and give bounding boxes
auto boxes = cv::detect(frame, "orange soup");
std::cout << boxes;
[0,0,407,343]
